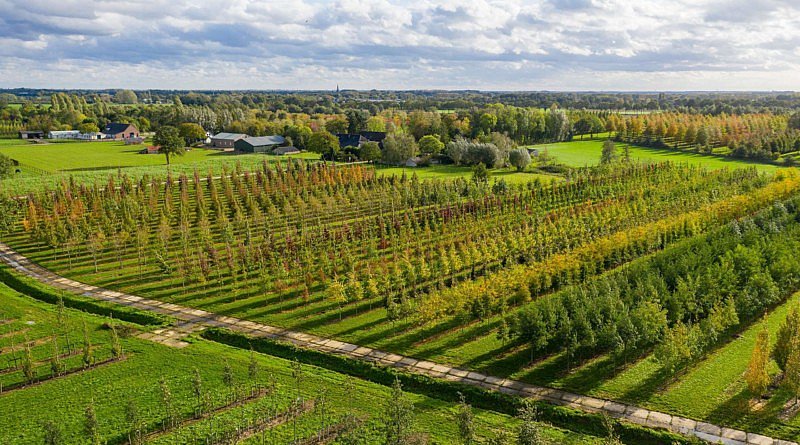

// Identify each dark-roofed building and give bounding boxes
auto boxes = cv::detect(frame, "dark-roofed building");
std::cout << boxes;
[234,135,286,153]
[103,123,139,140]
[337,132,387,149]
[19,130,44,139]
[360,131,387,147]
[211,132,248,148]
[337,134,367,149]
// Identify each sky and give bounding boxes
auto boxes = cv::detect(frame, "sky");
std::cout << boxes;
[1,0,799,91]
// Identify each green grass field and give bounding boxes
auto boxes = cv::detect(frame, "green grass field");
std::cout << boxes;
[0,140,319,173]
[0,141,322,196]
[532,139,778,173]
[374,164,561,185]
[0,276,602,445]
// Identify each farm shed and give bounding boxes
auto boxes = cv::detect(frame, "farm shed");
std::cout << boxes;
[19,130,44,139]
[211,132,248,148]
[48,130,80,139]
[235,135,286,153]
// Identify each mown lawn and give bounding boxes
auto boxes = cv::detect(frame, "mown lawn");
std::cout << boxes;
[0,140,320,173]
[531,139,779,173]
[0,281,600,445]
[374,164,561,185]
[0,142,322,196]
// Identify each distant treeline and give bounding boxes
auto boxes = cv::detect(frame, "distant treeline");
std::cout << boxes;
[4,89,800,115]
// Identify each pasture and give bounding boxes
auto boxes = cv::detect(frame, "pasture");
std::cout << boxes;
[0,140,321,196]
[532,138,779,173]
[0,140,320,173]
[374,164,561,185]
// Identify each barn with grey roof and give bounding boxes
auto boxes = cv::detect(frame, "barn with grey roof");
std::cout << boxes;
[234,135,286,153]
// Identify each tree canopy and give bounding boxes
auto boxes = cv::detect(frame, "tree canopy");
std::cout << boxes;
[152,125,185,165]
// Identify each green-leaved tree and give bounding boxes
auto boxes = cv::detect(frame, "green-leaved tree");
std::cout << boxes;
[153,125,185,166]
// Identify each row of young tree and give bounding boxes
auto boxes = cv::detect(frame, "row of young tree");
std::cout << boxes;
[2,298,123,391]
[13,161,784,339]
[413,167,784,324]
[507,193,800,373]
[610,112,800,161]
[745,305,800,406]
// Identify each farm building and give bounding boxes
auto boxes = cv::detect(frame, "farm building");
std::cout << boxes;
[103,123,140,140]
[336,131,387,149]
[19,130,44,139]
[48,130,80,139]
[360,131,387,147]
[336,134,367,149]
[140,146,161,155]
[77,132,104,140]
[234,135,286,153]
[211,132,248,148]
[273,146,300,155]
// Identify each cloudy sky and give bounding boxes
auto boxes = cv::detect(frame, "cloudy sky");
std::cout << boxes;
[1,0,799,91]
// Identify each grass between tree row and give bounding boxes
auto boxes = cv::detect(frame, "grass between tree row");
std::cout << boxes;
[0,279,606,445]
[5,165,794,440]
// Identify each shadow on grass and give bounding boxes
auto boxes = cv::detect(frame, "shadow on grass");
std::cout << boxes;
[702,386,800,441]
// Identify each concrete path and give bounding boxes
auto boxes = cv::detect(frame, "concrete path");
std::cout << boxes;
[0,242,795,445]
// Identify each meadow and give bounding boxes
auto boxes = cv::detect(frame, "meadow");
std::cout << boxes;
[0,276,606,445]
[374,163,561,185]
[531,138,779,173]
[0,140,321,173]
[0,140,321,196]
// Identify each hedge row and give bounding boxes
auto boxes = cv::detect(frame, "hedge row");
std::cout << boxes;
[0,265,172,326]
[203,328,701,445]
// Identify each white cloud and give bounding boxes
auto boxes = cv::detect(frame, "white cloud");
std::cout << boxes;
[0,0,798,90]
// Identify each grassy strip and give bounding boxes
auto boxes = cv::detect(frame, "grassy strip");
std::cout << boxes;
[202,328,701,445]
[0,265,171,326]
